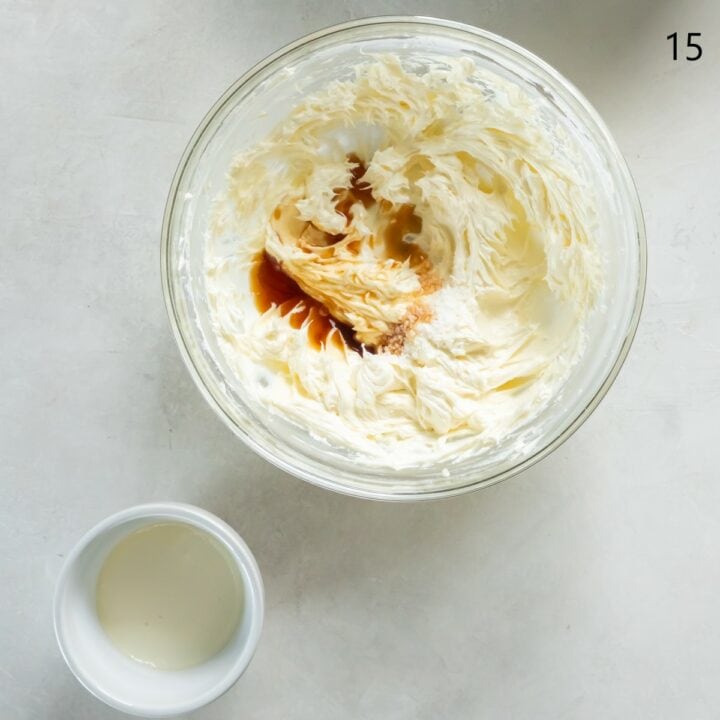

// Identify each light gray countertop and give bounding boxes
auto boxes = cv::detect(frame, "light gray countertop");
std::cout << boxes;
[2,1,719,718]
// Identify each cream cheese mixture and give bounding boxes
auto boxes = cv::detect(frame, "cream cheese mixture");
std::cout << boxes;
[205,56,602,467]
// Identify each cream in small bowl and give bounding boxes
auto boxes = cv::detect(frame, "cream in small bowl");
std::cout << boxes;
[53,503,263,717]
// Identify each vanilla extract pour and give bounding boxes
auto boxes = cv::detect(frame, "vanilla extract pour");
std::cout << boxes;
[250,154,428,354]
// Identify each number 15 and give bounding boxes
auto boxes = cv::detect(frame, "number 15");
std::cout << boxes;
[667,32,703,61]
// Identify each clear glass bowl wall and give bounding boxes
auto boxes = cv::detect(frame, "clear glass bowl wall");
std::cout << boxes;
[162,17,646,500]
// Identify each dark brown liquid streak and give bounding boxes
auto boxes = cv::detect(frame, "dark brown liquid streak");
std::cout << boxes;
[251,251,366,354]
[252,154,424,354]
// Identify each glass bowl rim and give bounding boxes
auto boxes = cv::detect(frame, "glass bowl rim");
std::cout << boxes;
[161,15,647,501]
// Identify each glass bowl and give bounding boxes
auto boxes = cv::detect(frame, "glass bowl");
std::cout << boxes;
[161,16,646,501]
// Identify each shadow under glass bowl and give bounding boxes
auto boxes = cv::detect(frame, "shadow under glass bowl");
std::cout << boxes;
[161,16,646,501]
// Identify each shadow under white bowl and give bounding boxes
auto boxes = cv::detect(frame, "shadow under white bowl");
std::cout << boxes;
[53,503,264,718]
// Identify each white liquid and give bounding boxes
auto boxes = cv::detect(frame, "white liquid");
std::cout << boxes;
[96,522,243,670]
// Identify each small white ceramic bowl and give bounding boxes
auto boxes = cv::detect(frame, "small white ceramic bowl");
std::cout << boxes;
[53,503,264,717]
